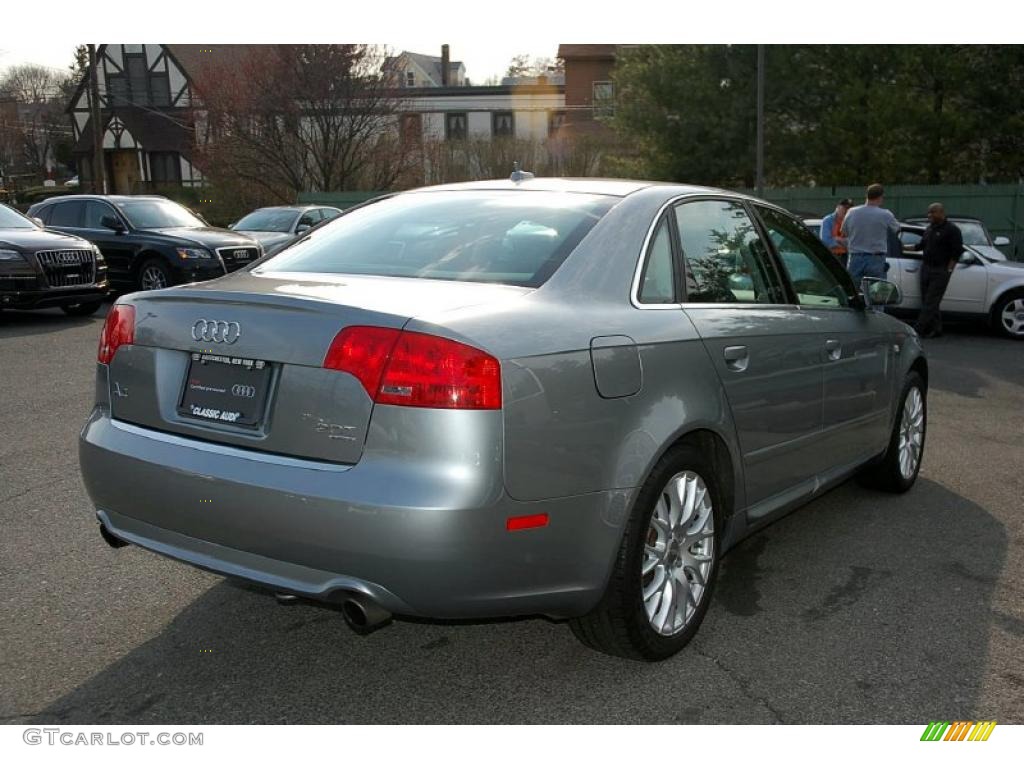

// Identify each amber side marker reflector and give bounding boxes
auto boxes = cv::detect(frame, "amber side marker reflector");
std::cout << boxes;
[506,514,549,531]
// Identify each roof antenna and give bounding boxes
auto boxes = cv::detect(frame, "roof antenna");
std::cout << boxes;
[510,161,534,183]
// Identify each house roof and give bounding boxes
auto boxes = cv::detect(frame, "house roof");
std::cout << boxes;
[556,45,618,59]
[384,51,465,85]
[166,44,263,83]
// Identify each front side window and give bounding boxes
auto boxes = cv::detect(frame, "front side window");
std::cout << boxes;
[445,112,467,141]
[674,199,785,304]
[638,215,676,304]
[756,206,854,308]
[83,201,118,229]
[259,191,616,288]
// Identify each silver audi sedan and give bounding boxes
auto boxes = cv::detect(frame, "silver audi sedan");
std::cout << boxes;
[80,178,927,660]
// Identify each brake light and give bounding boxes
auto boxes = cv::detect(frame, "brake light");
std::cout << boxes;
[323,326,502,410]
[97,304,135,364]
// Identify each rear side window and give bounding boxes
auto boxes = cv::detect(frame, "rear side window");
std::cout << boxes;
[674,199,786,304]
[259,191,617,288]
[49,201,85,227]
[638,216,676,304]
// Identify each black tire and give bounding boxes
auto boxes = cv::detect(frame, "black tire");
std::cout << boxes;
[60,301,103,317]
[991,289,1024,340]
[858,372,926,493]
[569,441,723,661]
[136,257,174,291]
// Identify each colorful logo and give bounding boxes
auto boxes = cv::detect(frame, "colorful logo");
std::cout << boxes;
[920,721,997,742]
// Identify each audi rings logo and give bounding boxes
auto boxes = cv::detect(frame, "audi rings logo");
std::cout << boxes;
[191,319,241,344]
[231,384,256,398]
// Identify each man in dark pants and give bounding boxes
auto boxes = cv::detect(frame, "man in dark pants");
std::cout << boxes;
[913,203,963,338]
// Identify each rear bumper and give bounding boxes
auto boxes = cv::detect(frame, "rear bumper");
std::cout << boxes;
[79,409,628,619]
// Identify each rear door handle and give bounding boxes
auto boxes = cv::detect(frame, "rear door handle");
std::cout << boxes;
[723,345,749,372]
[825,339,842,361]
[905,266,919,273]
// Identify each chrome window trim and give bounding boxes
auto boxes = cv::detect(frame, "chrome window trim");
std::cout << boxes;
[630,192,801,312]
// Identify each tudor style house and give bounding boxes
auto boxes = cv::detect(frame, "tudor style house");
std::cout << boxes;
[67,44,246,193]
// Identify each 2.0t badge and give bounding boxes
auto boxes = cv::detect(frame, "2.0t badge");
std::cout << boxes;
[191,319,241,344]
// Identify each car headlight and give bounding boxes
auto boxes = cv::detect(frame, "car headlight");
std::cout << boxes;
[91,244,106,263]
[0,249,27,262]
[176,247,214,260]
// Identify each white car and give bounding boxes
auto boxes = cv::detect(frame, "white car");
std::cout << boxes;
[903,216,1010,262]
[893,225,1024,339]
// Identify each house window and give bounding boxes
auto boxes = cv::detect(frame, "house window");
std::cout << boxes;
[126,53,149,105]
[150,73,171,107]
[406,71,415,87]
[492,111,515,138]
[149,152,181,183]
[400,113,422,145]
[548,110,567,137]
[445,112,468,141]
[593,81,615,118]
[107,73,128,106]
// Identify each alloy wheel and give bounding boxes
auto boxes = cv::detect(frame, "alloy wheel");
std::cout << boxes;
[898,386,925,479]
[140,265,168,291]
[1000,298,1024,337]
[641,471,715,636]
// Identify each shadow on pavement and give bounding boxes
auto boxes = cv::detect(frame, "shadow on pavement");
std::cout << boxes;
[0,304,110,340]
[27,477,1006,724]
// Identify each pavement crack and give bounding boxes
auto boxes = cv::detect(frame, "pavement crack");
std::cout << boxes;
[692,646,786,723]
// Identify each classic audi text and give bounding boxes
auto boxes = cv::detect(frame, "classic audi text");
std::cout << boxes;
[79,178,927,660]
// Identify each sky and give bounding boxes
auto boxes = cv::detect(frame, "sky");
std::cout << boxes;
[0,40,561,85]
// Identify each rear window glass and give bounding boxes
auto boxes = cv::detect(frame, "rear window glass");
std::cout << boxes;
[257,191,617,287]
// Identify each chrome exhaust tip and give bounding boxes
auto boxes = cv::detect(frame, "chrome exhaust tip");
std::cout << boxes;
[342,596,392,635]
[275,593,300,605]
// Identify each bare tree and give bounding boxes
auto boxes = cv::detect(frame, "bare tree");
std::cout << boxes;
[0,64,73,179]
[191,45,416,198]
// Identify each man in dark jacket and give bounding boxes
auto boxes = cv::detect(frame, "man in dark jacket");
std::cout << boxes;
[913,203,963,338]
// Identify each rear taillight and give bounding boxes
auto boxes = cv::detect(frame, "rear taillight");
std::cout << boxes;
[324,326,502,410]
[97,304,135,364]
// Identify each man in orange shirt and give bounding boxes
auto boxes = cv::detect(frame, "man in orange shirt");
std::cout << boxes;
[819,198,853,267]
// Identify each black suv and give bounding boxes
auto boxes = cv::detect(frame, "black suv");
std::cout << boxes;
[0,203,109,316]
[28,195,262,292]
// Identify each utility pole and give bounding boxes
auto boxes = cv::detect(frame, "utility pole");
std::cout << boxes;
[755,44,765,198]
[87,44,106,194]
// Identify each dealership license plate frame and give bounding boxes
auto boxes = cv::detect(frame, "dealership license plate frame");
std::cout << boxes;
[177,353,273,428]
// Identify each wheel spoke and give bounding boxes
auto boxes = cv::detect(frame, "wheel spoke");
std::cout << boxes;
[643,565,667,603]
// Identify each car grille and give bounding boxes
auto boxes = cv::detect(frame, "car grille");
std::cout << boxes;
[36,249,96,287]
[217,246,259,269]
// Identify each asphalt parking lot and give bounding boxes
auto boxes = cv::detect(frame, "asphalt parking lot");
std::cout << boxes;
[1,304,1022,725]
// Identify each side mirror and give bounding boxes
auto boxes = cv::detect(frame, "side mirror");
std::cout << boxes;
[31,216,45,227]
[295,223,311,234]
[994,236,1010,247]
[959,251,978,265]
[863,278,902,307]
[100,214,125,232]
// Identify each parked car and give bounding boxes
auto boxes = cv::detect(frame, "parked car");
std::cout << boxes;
[80,178,926,661]
[890,224,1024,339]
[27,195,262,292]
[0,202,108,315]
[64,176,80,188]
[230,205,343,257]
[903,215,1010,261]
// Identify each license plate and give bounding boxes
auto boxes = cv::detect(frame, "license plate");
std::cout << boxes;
[178,353,272,427]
